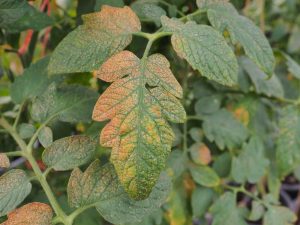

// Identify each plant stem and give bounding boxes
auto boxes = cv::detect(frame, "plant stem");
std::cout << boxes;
[0,116,68,224]
[13,101,25,130]
[4,151,23,157]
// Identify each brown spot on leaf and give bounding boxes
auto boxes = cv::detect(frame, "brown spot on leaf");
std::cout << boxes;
[0,154,10,168]
[1,202,53,225]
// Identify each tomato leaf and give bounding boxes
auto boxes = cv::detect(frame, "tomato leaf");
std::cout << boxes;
[93,50,185,199]
[0,170,32,217]
[1,202,53,225]
[42,135,97,171]
[48,6,141,74]
[0,154,9,168]
[161,16,238,86]
[207,2,275,75]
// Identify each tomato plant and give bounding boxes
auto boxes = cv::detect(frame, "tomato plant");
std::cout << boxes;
[0,0,300,224]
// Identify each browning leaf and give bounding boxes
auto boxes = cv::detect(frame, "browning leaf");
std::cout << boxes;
[1,202,53,225]
[93,51,186,199]
[49,6,141,74]
[0,154,10,168]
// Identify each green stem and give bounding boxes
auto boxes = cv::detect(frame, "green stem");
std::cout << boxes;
[0,117,68,224]
[4,151,23,157]
[187,115,203,121]
[158,0,185,17]
[13,101,25,130]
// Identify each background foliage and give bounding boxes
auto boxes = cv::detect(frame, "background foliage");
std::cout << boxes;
[0,0,300,225]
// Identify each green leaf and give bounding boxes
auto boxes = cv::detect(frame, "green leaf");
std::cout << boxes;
[213,152,232,177]
[131,1,166,26]
[91,164,171,224]
[248,201,265,221]
[0,169,32,216]
[211,192,247,225]
[263,206,296,225]
[0,0,53,33]
[48,6,141,74]
[189,165,220,187]
[31,84,98,123]
[276,106,300,178]
[284,53,300,79]
[18,123,36,139]
[194,95,221,115]
[240,56,284,98]
[10,56,61,104]
[92,51,185,200]
[191,186,215,218]
[231,137,269,183]
[161,16,238,86]
[42,135,97,171]
[203,109,248,150]
[94,0,124,11]
[38,126,53,148]
[207,2,275,75]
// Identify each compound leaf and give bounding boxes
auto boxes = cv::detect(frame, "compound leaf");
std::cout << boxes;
[10,56,61,104]
[49,6,141,74]
[211,192,247,225]
[93,50,185,200]
[0,0,53,33]
[68,161,171,225]
[42,135,97,171]
[276,106,300,178]
[231,136,269,183]
[161,16,238,86]
[240,57,284,98]
[0,170,32,217]
[31,84,98,123]
[0,154,9,168]
[263,206,296,225]
[207,2,275,75]
[202,109,248,150]
[1,202,53,225]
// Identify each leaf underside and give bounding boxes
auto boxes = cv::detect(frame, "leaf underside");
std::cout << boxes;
[93,50,185,199]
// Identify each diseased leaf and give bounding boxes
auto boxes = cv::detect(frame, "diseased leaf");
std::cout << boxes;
[78,163,171,224]
[240,57,284,98]
[161,16,238,86]
[189,143,212,166]
[48,6,141,74]
[0,154,9,168]
[1,202,53,225]
[0,0,53,33]
[203,109,248,150]
[276,106,300,178]
[207,2,275,75]
[131,1,166,26]
[31,84,98,123]
[92,51,185,199]
[10,56,61,104]
[284,53,300,79]
[38,126,53,148]
[231,137,269,183]
[68,160,171,224]
[189,165,220,187]
[0,170,32,216]
[263,206,296,225]
[42,135,97,171]
[211,192,247,225]
[191,186,215,218]
[196,0,228,8]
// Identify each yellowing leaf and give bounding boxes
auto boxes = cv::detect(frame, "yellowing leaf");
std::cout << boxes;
[93,51,186,199]
[1,202,53,225]
[0,154,10,168]
[49,6,141,74]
